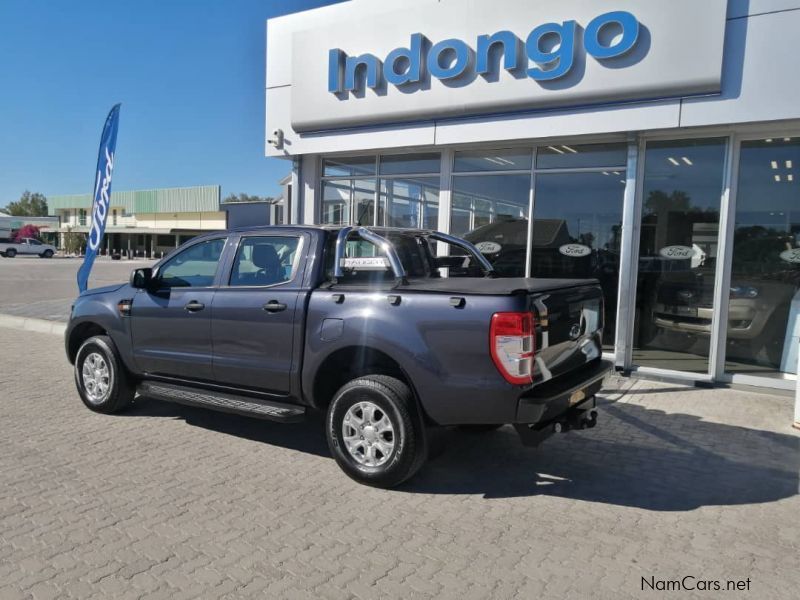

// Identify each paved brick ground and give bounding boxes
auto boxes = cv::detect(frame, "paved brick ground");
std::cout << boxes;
[0,258,153,321]
[0,326,798,599]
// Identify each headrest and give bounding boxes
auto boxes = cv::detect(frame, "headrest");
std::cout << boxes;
[252,244,279,270]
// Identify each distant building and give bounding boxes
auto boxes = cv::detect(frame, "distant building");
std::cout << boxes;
[48,185,225,256]
[222,200,272,229]
[0,210,59,241]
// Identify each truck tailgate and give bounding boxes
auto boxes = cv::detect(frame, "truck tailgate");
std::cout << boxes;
[530,283,604,384]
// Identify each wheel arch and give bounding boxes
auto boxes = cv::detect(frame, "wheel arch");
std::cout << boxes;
[310,345,429,420]
[67,322,108,364]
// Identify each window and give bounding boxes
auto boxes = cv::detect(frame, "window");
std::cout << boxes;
[632,138,728,373]
[725,137,800,378]
[229,236,300,287]
[79,209,87,226]
[112,209,117,226]
[157,238,225,288]
[28,239,42,246]
[320,153,441,228]
[536,142,627,170]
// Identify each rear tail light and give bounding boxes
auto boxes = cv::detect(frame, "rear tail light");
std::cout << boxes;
[490,312,535,385]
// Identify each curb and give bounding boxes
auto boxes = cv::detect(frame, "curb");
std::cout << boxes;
[0,314,66,336]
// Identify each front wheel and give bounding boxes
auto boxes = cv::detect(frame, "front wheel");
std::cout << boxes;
[74,335,135,414]
[326,375,427,488]
[41,249,54,258]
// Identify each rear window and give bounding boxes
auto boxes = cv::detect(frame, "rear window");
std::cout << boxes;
[324,232,435,285]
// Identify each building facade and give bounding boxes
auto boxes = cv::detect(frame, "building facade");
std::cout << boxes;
[265,0,800,391]
[49,185,225,257]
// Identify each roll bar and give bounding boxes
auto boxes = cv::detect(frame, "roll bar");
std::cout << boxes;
[332,227,496,287]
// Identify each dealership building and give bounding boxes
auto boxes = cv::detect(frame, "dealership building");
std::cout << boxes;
[266,0,800,391]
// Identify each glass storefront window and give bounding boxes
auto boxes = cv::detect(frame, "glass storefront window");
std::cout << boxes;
[379,177,440,229]
[725,137,800,378]
[321,179,376,226]
[536,142,627,170]
[632,138,728,373]
[531,172,626,348]
[454,149,532,173]
[452,174,531,274]
[379,153,440,175]
[323,156,376,177]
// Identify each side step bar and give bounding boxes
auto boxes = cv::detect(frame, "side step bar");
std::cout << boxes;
[138,381,306,423]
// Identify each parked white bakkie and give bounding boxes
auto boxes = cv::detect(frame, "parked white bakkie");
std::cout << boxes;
[0,238,57,258]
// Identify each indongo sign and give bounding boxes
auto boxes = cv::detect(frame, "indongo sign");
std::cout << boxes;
[328,11,640,93]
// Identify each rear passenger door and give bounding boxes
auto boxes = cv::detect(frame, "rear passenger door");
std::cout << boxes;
[211,234,308,395]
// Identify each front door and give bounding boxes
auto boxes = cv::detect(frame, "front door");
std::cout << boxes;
[131,237,226,379]
[211,234,306,394]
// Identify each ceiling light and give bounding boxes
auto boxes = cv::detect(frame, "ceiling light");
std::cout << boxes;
[561,145,578,153]
[484,157,507,166]
[766,139,773,143]
[612,171,621,175]
[775,174,781,182]
[789,174,795,182]
[602,171,610,176]
[784,138,792,142]
[787,160,793,169]
[668,157,680,166]
[619,180,626,184]
[771,161,779,169]
[547,146,565,154]
[681,157,693,166]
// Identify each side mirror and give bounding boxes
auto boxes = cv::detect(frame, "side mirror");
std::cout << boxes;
[130,267,153,289]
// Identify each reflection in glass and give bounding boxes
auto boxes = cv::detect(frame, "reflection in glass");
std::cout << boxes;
[379,153,441,175]
[321,179,375,226]
[529,172,626,348]
[454,149,533,173]
[378,177,440,229]
[451,175,529,279]
[633,138,727,373]
[322,156,375,177]
[536,142,627,170]
[725,138,800,378]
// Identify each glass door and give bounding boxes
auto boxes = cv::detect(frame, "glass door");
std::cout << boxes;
[632,138,728,373]
[724,136,800,380]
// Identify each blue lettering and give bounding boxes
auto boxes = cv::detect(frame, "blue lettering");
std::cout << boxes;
[344,53,382,92]
[585,11,640,59]
[476,30,520,75]
[427,38,471,80]
[328,11,643,95]
[526,21,576,81]
[328,48,345,93]
[384,33,425,86]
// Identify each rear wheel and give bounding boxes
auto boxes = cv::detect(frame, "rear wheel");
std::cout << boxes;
[326,375,427,488]
[4,248,16,258]
[74,335,135,414]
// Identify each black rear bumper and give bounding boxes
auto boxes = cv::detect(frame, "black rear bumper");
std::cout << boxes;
[513,359,612,445]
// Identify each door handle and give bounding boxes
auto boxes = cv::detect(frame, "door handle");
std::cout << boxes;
[184,300,205,312]
[263,300,287,313]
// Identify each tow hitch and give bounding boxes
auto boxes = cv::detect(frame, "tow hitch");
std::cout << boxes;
[514,405,598,447]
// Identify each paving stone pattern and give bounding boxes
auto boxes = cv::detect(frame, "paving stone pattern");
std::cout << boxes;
[0,327,798,599]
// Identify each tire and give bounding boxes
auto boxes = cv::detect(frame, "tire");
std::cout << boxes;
[326,375,427,488]
[74,335,135,414]
[5,248,16,258]
[41,249,54,258]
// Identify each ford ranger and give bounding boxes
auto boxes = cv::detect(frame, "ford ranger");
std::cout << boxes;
[66,226,611,487]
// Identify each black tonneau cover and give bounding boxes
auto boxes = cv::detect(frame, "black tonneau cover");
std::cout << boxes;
[401,277,600,296]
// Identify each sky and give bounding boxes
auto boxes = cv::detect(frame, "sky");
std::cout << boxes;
[0,0,343,205]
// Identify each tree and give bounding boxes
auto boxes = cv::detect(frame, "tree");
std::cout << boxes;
[4,191,48,216]
[63,227,85,255]
[14,224,41,242]
[222,193,275,204]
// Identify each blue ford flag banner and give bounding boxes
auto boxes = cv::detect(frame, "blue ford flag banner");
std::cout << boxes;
[77,104,121,293]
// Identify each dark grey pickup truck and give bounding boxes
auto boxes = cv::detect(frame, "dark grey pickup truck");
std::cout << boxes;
[66,225,611,487]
